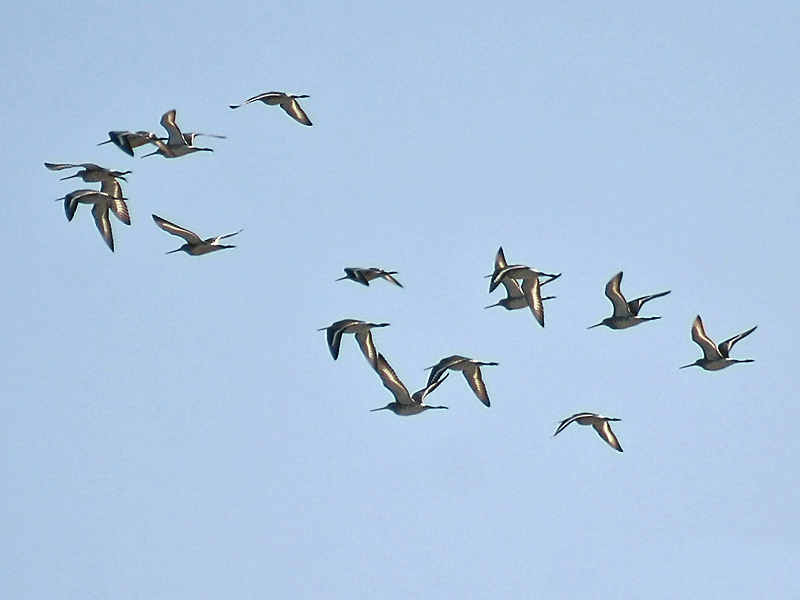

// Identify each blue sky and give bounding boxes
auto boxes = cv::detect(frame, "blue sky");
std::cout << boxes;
[2,1,799,598]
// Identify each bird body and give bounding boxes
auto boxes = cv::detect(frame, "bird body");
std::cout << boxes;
[680,316,756,370]
[554,412,623,452]
[229,92,313,126]
[336,267,403,288]
[588,272,670,330]
[152,214,240,255]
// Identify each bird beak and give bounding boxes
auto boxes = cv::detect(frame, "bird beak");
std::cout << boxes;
[587,323,603,329]
[370,406,388,412]
[165,248,182,254]
[484,302,501,309]
[678,363,694,369]
[334,276,348,281]
[59,173,80,181]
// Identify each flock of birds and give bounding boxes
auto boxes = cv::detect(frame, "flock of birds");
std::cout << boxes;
[321,248,757,452]
[46,91,758,453]
[46,92,312,253]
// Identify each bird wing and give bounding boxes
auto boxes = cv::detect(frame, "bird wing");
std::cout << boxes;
[63,195,80,221]
[413,372,450,404]
[488,265,518,292]
[45,162,84,172]
[104,131,137,156]
[98,179,131,226]
[160,110,186,146]
[593,420,623,452]
[462,366,491,407]
[108,196,130,225]
[540,273,562,286]
[281,97,312,126]
[91,203,114,252]
[521,276,545,327]
[151,215,204,244]
[424,355,465,387]
[326,325,345,360]
[604,272,630,317]
[183,132,226,145]
[207,230,243,244]
[355,330,379,370]
[229,92,281,109]
[718,326,757,358]
[500,277,524,300]
[375,353,412,404]
[411,373,450,408]
[346,268,371,286]
[627,290,671,316]
[690,316,724,361]
[553,412,595,437]
[494,247,508,271]
[379,271,403,288]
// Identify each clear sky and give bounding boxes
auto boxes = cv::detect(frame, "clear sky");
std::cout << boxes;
[2,1,799,598]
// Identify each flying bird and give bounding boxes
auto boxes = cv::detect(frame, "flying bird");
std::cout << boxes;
[485,247,557,311]
[553,412,623,452]
[152,214,241,255]
[98,131,161,157]
[318,319,389,370]
[57,190,128,251]
[370,353,449,416]
[588,271,670,330]
[336,267,403,288]
[486,249,560,326]
[424,355,498,407]
[44,162,131,182]
[141,110,216,158]
[680,316,756,371]
[229,92,313,126]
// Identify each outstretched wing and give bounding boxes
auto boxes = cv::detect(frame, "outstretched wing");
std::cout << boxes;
[462,366,491,407]
[627,290,670,316]
[718,325,757,358]
[160,110,186,146]
[151,215,204,245]
[91,203,114,252]
[375,353,412,405]
[281,97,312,126]
[229,92,281,109]
[593,420,623,452]
[604,272,630,317]
[522,276,545,327]
[690,316,723,361]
